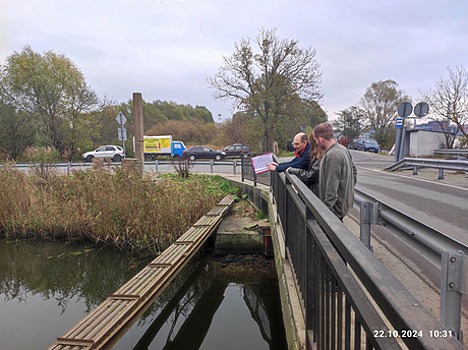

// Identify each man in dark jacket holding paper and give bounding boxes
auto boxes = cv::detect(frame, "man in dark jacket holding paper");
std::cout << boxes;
[268,132,310,173]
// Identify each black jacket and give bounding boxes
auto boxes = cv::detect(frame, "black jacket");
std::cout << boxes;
[288,158,320,196]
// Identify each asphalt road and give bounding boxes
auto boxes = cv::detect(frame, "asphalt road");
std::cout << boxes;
[350,150,468,245]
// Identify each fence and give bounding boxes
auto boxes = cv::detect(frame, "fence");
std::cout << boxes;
[271,170,464,349]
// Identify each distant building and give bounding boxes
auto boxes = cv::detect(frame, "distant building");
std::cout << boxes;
[407,129,447,157]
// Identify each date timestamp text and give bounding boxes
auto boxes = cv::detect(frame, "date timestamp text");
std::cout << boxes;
[373,329,455,338]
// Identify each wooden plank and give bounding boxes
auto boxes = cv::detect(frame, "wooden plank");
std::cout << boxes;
[110,294,139,300]
[193,215,220,227]
[56,339,94,346]
[206,206,227,216]
[218,195,235,206]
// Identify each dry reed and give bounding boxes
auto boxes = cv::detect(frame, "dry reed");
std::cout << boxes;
[0,167,237,254]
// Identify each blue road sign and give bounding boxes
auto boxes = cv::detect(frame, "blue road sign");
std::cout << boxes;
[396,117,404,129]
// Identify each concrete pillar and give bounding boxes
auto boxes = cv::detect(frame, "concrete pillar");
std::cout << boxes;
[133,92,144,175]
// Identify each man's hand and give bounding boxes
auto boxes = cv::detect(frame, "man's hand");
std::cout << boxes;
[268,162,278,171]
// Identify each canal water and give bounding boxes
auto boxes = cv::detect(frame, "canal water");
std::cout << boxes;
[0,240,287,350]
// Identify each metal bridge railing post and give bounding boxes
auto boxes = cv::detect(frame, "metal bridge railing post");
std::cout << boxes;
[359,201,378,252]
[440,250,465,342]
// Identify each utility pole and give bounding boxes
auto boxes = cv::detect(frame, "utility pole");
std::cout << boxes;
[133,92,144,175]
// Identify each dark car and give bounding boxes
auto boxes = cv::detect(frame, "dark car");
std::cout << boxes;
[222,143,252,158]
[362,139,380,153]
[348,138,380,153]
[182,146,226,161]
[348,140,365,151]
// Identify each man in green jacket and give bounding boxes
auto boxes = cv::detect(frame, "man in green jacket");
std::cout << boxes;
[313,122,357,220]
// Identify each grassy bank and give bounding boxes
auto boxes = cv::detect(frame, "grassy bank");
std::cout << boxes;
[0,167,238,254]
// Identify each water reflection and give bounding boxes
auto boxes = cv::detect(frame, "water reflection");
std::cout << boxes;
[120,257,287,350]
[0,240,150,350]
[0,241,286,350]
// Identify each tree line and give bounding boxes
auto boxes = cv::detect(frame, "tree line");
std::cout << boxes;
[333,69,468,150]
[1,30,466,162]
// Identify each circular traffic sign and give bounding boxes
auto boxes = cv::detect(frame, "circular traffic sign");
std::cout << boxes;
[397,102,413,118]
[414,102,429,118]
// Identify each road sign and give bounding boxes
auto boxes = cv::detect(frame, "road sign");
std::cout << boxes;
[396,117,404,129]
[397,102,413,118]
[116,112,127,125]
[414,102,429,117]
[118,127,127,141]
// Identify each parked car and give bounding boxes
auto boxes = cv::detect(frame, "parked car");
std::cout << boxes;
[362,139,380,153]
[348,139,365,151]
[348,138,380,153]
[222,143,252,158]
[182,146,226,161]
[82,145,125,162]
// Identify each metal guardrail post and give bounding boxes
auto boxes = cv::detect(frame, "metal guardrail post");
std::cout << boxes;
[241,157,245,182]
[439,168,445,180]
[359,201,378,252]
[210,160,214,174]
[413,165,418,175]
[155,160,159,172]
[440,250,466,342]
[67,162,71,175]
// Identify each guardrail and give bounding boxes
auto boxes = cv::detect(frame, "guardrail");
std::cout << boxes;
[0,159,243,175]
[434,149,468,157]
[355,188,468,340]
[386,158,468,179]
[271,171,465,349]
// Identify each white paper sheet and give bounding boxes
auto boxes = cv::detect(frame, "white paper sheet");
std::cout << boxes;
[251,153,274,174]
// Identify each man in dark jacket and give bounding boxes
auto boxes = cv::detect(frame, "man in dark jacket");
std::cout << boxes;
[268,132,310,173]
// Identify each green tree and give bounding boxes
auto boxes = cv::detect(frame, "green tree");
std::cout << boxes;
[0,46,98,159]
[423,65,468,148]
[360,80,410,148]
[208,28,323,152]
[334,106,367,141]
[219,112,262,151]
[0,101,34,160]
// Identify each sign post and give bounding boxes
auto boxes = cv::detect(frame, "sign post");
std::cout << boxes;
[395,102,413,162]
[116,112,127,155]
[393,102,430,162]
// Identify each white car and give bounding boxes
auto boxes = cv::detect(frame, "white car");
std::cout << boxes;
[82,145,125,162]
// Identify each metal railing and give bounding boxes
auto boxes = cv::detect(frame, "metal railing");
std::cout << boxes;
[240,156,271,186]
[0,159,243,175]
[434,149,468,157]
[271,170,465,349]
[386,158,468,179]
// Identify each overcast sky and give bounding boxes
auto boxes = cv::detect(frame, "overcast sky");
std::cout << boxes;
[1,0,467,122]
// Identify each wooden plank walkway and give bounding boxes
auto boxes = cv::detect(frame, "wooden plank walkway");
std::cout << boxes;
[49,195,235,350]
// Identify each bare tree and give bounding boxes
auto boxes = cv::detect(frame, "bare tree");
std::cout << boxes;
[423,65,468,148]
[208,28,322,152]
[360,80,410,148]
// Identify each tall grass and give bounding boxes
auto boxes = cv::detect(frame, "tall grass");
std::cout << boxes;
[0,167,238,254]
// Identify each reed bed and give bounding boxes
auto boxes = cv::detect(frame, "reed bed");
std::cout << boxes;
[0,166,237,254]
